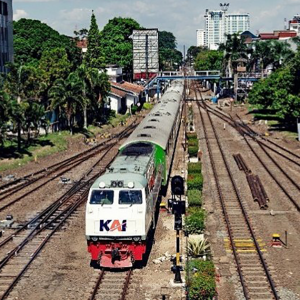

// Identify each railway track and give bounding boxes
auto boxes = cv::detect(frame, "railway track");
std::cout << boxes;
[0,122,139,300]
[193,84,300,212]
[0,121,139,214]
[89,270,132,300]
[194,85,279,300]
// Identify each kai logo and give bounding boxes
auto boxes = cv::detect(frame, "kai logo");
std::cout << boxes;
[100,220,127,232]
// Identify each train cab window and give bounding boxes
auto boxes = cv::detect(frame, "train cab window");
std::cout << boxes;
[90,190,114,205]
[119,190,143,205]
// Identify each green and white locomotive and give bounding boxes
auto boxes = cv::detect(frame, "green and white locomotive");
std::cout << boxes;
[86,80,184,268]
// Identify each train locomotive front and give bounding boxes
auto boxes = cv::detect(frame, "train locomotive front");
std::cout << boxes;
[85,80,184,268]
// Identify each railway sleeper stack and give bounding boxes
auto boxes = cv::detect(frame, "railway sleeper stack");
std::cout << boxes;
[246,174,269,209]
[233,153,251,174]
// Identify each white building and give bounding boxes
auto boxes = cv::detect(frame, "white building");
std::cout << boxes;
[201,7,250,50]
[196,29,205,47]
[0,0,13,73]
[289,15,300,36]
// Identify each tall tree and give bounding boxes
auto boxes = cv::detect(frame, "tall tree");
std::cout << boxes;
[48,73,84,134]
[84,12,104,69]
[100,17,141,77]
[219,33,248,77]
[194,50,223,71]
[158,31,182,70]
[4,64,43,150]
[13,19,81,68]
[0,91,11,147]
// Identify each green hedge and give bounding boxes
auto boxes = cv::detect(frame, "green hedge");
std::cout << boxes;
[188,189,202,207]
[187,260,216,300]
[187,174,203,190]
[188,146,198,157]
[188,138,198,147]
[188,162,202,174]
[185,207,205,234]
[143,102,153,110]
[187,133,198,140]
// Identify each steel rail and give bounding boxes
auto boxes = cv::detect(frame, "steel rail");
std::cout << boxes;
[194,82,280,300]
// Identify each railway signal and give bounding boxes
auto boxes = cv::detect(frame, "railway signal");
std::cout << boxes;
[170,176,186,283]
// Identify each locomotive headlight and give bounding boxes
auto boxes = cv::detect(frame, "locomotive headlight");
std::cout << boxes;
[132,236,141,242]
[118,181,124,188]
[128,182,135,189]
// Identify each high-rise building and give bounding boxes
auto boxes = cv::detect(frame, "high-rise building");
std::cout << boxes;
[196,29,205,47]
[0,0,13,73]
[199,5,250,50]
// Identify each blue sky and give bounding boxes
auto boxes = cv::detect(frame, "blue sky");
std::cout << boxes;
[13,0,300,50]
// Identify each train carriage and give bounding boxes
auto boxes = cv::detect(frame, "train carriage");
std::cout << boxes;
[86,80,184,268]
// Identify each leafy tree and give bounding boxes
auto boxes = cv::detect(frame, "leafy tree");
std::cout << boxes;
[13,19,81,68]
[74,28,88,41]
[158,31,182,70]
[194,50,223,71]
[100,17,141,76]
[0,91,11,147]
[219,33,248,77]
[248,49,300,122]
[186,46,204,65]
[84,13,104,69]
[21,100,45,143]
[39,48,72,88]
[4,64,43,149]
[48,73,84,134]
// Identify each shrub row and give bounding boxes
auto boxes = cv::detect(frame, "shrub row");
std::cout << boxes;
[187,189,202,207]
[186,260,216,300]
[185,207,205,234]
[188,162,202,174]
[187,173,203,190]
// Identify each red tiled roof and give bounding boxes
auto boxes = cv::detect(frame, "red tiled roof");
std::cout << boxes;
[111,81,144,94]
[76,39,88,49]
[110,87,126,98]
[259,33,278,40]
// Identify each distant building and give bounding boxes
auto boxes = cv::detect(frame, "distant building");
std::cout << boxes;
[259,30,297,40]
[196,29,205,47]
[199,6,250,50]
[0,0,13,73]
[105,65,123,83]
[76,38,88,53]
[289,14,300,36]
[108,81,144,114]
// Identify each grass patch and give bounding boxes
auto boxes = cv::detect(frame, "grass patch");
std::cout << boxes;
[187,173,203,190]
[188,162,202,174]
[0,131,73,172]
[186,260,216,300]
[188,189,202,207]
[185,207,205,234]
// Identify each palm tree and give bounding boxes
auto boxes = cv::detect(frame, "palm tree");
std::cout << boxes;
[48,73,84,134]
[219,33,248,77]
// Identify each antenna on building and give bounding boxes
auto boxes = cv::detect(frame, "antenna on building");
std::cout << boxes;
[220,3,230,12]
[284,18,287,30]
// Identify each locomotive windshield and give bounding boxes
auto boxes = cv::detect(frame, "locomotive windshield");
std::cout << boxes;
[90,190,114,205]
[119,190,142,205]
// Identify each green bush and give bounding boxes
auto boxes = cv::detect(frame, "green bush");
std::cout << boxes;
[143,102,153,110]
[185,207,205,234]
[187,174,203,190]
[188,162,202,174]
[188,138,198,147]
[187,133,198,140]
[187,260,216,300]
[188,189,202,207]
[188,146,199,157]
[131,105,138,115]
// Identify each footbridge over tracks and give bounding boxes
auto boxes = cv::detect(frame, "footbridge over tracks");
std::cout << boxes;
[144,70,265,99]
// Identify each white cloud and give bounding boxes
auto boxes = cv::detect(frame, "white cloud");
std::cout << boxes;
[13,9,29,20]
